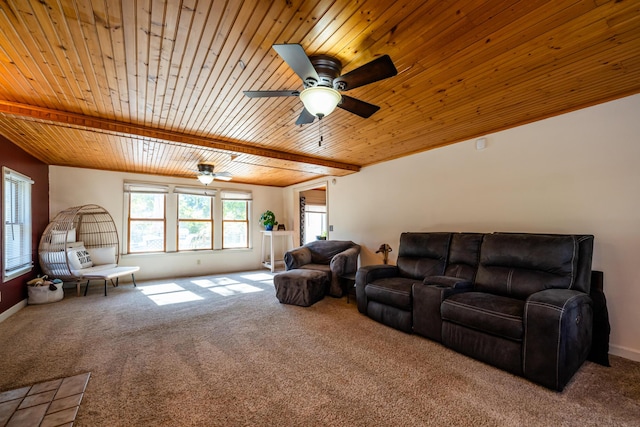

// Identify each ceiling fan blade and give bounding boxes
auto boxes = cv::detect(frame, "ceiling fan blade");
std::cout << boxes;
[295,108,316,125]
[273,44,320,86]
[243,90,300,98]
[338,95,380,118]
[214,172,232,181]
[334,55,397,91]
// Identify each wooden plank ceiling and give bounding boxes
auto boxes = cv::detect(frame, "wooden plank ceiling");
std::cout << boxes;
[0,0,639,187]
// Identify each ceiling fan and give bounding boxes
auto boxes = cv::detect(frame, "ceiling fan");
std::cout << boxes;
[195,164,232,185]
[244,44,397,125]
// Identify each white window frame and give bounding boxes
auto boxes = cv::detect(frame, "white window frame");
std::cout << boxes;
[221,198,250,249]
[175,187,216,251]
[3,167,34,282]
[122,182,252,252]
[124,182,169,254]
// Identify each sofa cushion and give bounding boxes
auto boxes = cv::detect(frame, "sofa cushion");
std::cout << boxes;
[367,300,412,333]
[396,232,451,279]
[441,292,525,341]
[365,277,414,310]
[444,233,483,280]
[397,232,451,258]
[475,234,578,299]
[397,257,446,280]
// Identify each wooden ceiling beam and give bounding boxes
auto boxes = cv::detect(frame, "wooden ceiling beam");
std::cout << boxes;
[0,100,360,173]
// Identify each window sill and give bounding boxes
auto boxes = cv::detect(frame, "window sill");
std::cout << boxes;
[3,265,34,282]
[122,248,253,258]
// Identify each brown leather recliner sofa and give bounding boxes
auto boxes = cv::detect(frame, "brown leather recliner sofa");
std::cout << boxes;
[356,232,597,391]
[284,240,360,297]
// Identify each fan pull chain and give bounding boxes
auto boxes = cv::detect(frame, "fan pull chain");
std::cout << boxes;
[318,115,323,147]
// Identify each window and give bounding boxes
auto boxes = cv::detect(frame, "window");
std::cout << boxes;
[128,191,166,253]
[221,191,251,249]
[304,204,327,244]
[178,194,213,250]
[3,167,33,281]
[123,182,251,252]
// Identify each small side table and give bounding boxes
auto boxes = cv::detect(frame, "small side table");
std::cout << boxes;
[260,230,295,272]
[340,272,356,304]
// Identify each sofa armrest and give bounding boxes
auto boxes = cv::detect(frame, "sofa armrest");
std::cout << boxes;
[524,289,593,391]
[413,276,473,341]
[423,275,473,290]
[284,247,312,270]
[355,265,398,313]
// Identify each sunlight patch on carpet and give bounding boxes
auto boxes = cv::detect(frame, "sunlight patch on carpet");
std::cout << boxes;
[139,283,185,295]
[208,283,263,296]
[138,283,204,306]
[137,275,269,305]
[192,277,239,287]
[147,290,203,306]
[241,273,274,281]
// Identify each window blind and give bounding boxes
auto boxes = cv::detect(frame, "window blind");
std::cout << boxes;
[3,167,33,281]
[123,181,170,193]
[220,190,252,200]
[173,186,217,197]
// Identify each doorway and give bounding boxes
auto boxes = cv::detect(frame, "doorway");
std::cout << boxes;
[300,186,327,245]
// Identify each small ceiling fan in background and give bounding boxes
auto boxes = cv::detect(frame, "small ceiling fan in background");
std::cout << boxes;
[244,44,397,125]
[195,163,232,185]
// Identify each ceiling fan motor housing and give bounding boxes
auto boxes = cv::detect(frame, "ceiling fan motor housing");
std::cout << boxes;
[198,164,214,174]
[308,55,342,89]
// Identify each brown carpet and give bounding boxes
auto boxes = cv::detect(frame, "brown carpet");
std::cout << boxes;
[0,271,638,426]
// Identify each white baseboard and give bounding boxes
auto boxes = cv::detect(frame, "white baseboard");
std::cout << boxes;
[609,344,640,362]
[0,299,27,323]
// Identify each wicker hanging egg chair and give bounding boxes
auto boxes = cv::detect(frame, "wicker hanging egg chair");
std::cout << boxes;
[38,204,120,281]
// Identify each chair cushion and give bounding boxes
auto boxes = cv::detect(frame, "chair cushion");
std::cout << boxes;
[300,264,331,275]
[67,246,93,270]
[441,292,525,341]
[87,246,117,265]
[365,277,415,310]
[304,240,357,264]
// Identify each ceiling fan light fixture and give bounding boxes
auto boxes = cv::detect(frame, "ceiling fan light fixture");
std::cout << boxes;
[299,86,342,118]
[197,174,214,185]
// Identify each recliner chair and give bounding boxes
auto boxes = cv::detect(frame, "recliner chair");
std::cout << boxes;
[284,240,360,297]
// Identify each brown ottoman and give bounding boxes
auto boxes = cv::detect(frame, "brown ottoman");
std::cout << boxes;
[274,269,328,306]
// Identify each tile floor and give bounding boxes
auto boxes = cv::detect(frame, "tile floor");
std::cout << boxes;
[0,373,90,427]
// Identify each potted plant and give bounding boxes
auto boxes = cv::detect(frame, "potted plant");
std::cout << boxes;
[259,210,278,231]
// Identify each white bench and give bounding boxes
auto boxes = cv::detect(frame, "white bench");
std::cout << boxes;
[74,265,140,296]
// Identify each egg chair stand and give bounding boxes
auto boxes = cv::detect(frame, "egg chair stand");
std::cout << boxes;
[38,204,139,296]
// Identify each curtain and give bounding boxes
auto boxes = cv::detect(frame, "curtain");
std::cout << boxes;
[299,196,306,246]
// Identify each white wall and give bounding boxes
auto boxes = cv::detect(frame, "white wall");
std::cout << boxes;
[49,167,286,279]
[48,94,640,361]
[309,94,640,361]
